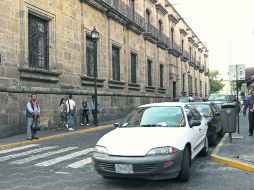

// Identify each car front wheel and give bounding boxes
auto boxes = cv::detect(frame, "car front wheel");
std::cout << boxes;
[177,147,190,182]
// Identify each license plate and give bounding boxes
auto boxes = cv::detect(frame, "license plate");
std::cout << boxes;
[115,164,133,174]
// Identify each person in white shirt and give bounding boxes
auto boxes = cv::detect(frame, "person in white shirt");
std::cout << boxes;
[65,94,76,131]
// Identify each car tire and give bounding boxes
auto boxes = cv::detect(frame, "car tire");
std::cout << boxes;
[218,128,225,137]
[209,127,218,146]
[177,147,190,182]
[200,137,208,156]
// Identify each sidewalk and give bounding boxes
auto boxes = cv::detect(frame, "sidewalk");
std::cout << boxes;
[0,119,121,148]
[211,112,254,172]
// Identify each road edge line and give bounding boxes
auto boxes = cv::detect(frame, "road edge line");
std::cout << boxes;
[0,125,114,150]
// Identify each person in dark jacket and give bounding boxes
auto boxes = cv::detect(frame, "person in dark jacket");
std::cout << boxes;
[80,97,89,126]
[26,94,40,140]
[243,90,254,136]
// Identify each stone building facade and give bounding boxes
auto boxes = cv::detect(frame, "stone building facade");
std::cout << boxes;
[0,0,209,138]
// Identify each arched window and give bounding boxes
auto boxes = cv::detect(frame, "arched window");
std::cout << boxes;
[129,0,135,19]
[181,40,184,53]
[159,20,163,36]
[145,9,151,24]
[171,27,174,44]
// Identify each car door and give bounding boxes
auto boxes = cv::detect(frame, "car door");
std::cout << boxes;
[211,103,222,132]
[184,105,206,158]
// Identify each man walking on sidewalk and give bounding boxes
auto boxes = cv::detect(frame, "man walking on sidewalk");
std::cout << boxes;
[66,94,75,131]
[243,89,254,136]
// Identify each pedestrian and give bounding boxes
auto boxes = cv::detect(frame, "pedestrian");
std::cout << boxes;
[26,94,40,140]
[243,89,254,136]
[65,94,75,131]
[89,95,102,126]
[80,97,89,126]
[57,98,67,130]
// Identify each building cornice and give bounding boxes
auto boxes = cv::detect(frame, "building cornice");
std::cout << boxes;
[180,28,187,36]
[148,0,158,4]
[168,14,179,24]
[188,37,194,43]
[155,3,168,15]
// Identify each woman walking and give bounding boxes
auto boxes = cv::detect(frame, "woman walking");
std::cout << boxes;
[57,98,67,130]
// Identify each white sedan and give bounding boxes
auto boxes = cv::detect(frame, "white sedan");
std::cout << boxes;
[92,102,208,181]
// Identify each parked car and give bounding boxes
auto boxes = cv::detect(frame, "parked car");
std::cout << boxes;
[207,93,234,108]
[189,102,223,146]
[173,96,196,102]
[92,102,208,182]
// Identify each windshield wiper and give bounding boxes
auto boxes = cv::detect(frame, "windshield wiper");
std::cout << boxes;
[140,124,167,127]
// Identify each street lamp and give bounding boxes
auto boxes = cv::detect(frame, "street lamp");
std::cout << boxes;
[91,26,99,125]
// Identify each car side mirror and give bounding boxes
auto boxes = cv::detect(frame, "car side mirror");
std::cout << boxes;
[201,112,209,117]
[190,120,201,127]
[114,123,120,128]
[215,112,220,116]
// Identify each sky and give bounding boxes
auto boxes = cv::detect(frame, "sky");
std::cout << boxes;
[170,0,254,80]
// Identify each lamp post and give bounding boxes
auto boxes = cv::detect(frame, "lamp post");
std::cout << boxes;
[91,26,99,125]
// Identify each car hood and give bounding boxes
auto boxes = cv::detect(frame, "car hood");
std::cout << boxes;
[96,127,186,156]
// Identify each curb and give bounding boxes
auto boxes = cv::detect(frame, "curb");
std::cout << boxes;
[210,133,254,172]
[0,124,114,150]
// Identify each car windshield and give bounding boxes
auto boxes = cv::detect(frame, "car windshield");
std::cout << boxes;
[179,97,189,102]
[119,106,186,128]
[208,94,229,101]
[191,104,213,117]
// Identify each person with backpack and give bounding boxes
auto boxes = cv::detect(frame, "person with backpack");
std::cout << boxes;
[80,97,89,126]
[65,94,75,131]
[26,94,40,140]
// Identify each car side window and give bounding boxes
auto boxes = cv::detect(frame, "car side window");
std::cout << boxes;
[184,105,201,123]
[187,105,202,120]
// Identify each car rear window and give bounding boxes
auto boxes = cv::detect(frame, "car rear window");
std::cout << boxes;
[208,94,229,101]
[120,106,186,128]
[192,104,213,116]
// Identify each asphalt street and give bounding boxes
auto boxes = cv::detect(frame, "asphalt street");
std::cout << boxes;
[0,127,253,190]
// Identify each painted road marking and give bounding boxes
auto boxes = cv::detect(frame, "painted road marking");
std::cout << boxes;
[0,146,57,162]
[66,157,92,169]
[35,148,94,167]
[11,147,78,164]
[0,144,40,154]
[0,125,113,150]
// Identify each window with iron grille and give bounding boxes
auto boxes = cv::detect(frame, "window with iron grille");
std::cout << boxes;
[200,81,202,95]
[112,46,120,81]
[28,13,49,70]
[130,53,137,83]
[86,36,96,77]
[182,74,185,91]
[147,59,152,86]
[160,64,163,88]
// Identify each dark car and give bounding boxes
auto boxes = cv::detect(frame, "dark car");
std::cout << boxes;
[189,102,223,146]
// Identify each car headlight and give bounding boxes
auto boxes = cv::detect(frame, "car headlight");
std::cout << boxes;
[94,145,108,154]
[147,146,178,155]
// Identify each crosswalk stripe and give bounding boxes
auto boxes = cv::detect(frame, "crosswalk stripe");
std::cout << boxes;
[35,148,94,167]
[66,158,92,169]
[0,146,57,162]
[11,147,78,164]
[0,144,40,154]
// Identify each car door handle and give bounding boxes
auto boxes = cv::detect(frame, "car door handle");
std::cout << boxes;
[199,128,201,131]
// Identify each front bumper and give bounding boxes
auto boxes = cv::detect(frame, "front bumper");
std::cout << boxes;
[92,151,183,180]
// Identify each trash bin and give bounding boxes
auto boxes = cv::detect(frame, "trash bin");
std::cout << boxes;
[221,103,237,133]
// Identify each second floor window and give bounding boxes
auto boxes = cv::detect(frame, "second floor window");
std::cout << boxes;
[112,46,120,81]
[28,13,49,70]
[130,53,137,83]
[86,36,96,77]
[147,59,152,86]
[182,74,185,92]
[160,64,163,88]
